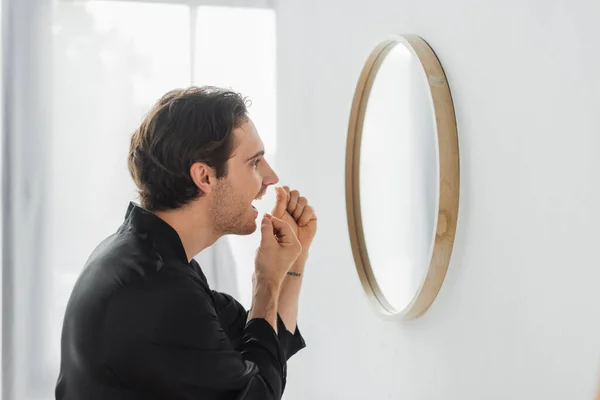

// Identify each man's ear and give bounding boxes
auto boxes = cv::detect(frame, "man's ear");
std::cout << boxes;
[190,162,215,194]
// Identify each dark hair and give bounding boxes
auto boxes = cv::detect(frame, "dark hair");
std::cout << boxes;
[127,86,249,211]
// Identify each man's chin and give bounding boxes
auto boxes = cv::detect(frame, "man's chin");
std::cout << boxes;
[239,225,257,236]
[231,219,258,236]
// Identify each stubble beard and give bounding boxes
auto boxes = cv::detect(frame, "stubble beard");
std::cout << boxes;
[210,179,257,236]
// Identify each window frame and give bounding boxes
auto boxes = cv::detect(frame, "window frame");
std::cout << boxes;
[60,0,275,9]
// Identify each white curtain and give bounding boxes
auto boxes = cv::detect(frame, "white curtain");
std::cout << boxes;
[1,1,276,399]
[2,0,54,398]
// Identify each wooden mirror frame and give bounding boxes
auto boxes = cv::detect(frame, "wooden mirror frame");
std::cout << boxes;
[345,34,460,320]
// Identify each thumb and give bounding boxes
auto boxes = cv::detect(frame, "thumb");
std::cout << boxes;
[271,187,288,219]
[259,214,277,246]
[269,216,299,247]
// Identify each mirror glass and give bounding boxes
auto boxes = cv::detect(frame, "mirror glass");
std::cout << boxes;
[358,41,439,314]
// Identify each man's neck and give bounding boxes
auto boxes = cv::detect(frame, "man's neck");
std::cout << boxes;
[154,206,218,262]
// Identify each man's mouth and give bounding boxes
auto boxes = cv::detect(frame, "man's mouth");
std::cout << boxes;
[251,190,265,212]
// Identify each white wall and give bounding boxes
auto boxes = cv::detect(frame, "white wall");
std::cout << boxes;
[275,0,600,398]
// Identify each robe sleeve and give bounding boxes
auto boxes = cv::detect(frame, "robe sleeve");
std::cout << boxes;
[212,290,307,360]
[102,268,288,399]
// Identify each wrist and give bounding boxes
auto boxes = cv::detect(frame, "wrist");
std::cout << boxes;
[248,278,280,333]
[254,273,283,292]
[295,251,309,265]
[286,255,307,278]
[292,253,308,270]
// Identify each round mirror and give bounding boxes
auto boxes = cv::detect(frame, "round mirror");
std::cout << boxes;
[346,35,459,319]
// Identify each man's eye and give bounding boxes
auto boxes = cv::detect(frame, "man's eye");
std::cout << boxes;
[252,159,261,167]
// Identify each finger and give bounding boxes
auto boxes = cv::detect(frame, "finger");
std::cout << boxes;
[292,197,308,220]
[270,216,299,246]
[259,214,277,246]
[298,205,316,227]
[271,187,289,219]
[287,190,300,214]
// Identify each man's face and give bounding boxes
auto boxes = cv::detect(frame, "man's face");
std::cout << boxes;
[210,118,279,235]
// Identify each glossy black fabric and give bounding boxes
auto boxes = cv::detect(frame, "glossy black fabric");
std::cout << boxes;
[55,202,306,400]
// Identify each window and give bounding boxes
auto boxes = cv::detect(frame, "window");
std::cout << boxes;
[45,0,275,394]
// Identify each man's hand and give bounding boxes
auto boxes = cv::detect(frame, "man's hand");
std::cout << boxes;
[254,213,302,285]
[251,213,302,333]
[271,186,317,258]
[270,186,316,334]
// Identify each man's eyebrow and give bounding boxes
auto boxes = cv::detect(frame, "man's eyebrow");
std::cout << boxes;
[245,150,265,162]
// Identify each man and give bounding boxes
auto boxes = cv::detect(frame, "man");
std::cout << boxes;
[55,86,317,399]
